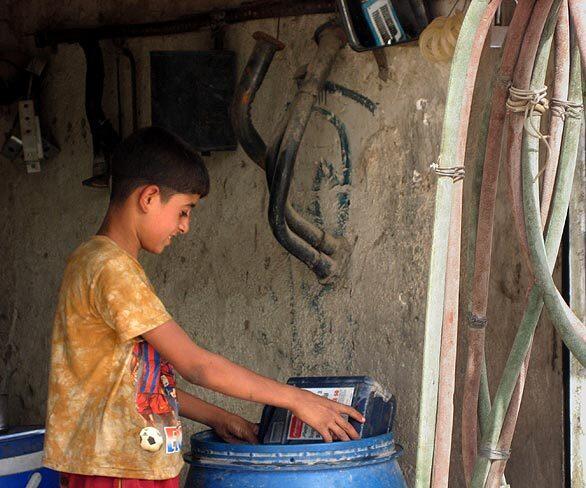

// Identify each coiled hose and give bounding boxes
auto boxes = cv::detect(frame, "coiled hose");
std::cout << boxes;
[416,0,586,486]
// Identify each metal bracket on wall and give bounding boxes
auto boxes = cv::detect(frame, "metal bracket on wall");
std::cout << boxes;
[18,100,43,173]
[372,49,389,82]
[1,133,59,163]
[0,56,60,172]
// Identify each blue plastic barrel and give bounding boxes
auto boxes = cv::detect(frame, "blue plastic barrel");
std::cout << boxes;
[184,430,407,487]
[0,427,59,487]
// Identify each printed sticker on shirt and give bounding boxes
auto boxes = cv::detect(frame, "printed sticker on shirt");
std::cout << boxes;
[164,425,182,454]
[131,341,179,427]
[140,426,164,452]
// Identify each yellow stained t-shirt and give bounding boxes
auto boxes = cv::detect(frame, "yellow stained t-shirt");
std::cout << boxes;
[43,236,183,480]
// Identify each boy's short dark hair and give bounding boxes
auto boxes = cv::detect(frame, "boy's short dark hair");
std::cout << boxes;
[110,126,210,204]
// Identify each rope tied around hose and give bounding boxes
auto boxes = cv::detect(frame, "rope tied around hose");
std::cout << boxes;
[506,85,549,120]
[507,85,552,181]
[430,159,465,182]
[479,445,511,461]
[550,98,584,120]
[507,86,550,145]
[468,312,488,330]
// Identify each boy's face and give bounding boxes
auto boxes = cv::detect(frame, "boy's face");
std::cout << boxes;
[138,187,200,254]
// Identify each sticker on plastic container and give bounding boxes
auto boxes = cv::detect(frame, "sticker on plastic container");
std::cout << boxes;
[362,0,407,46]
[287,387,355,440]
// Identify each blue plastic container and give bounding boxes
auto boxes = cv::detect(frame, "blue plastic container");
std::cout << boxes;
[259,376,396,444]
[184,430,407,487]
[0,427,59,487]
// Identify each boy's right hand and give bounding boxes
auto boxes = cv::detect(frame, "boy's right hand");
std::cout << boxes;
[289,388,365,442]
[213,412,259,445]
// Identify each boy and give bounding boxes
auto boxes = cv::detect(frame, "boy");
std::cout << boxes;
[43,127,363,487]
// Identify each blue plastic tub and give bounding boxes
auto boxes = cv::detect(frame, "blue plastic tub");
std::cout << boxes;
[0,427,59,487]
[184,430,407,487]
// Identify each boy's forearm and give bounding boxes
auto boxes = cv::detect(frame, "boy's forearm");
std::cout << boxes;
[176,388,232,429]
[185,346,302,410]
[145,321,363,444]
[143,321,302,410]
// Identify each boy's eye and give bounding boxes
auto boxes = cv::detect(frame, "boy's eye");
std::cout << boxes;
[180,211,189,218]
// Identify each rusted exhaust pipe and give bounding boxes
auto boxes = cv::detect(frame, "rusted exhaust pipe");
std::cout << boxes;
[267,22,350,282]
[232,24,351,283]
[231,32,284,169]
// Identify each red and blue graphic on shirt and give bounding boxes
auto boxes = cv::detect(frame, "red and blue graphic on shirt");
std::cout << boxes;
[131,341,181,453]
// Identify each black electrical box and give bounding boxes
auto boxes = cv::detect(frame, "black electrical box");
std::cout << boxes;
[151,50,237,153]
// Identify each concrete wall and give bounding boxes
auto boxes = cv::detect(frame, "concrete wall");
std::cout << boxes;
[0,2,564,485]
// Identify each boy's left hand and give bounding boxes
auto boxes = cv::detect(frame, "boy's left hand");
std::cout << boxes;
[213,413,259,444]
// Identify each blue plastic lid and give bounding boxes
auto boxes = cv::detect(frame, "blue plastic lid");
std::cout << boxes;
[0,426,45,460]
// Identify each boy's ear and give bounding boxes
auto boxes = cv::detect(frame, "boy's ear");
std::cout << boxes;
[138,185,162,213]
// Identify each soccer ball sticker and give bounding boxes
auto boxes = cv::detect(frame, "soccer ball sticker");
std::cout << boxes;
[139,427,163,452]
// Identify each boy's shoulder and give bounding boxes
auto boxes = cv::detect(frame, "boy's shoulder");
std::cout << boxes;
[66,236,137,278]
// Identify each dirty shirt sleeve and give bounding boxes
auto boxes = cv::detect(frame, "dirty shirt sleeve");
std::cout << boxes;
[93,256,172,342]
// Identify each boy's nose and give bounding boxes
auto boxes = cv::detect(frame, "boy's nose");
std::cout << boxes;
[178,221,189,234]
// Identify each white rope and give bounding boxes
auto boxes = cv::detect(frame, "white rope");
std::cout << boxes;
[479,445,511,460]
[506,85,550,141]
[507,85,552,180]
[430,161,465,182]
[550,98,584,120]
